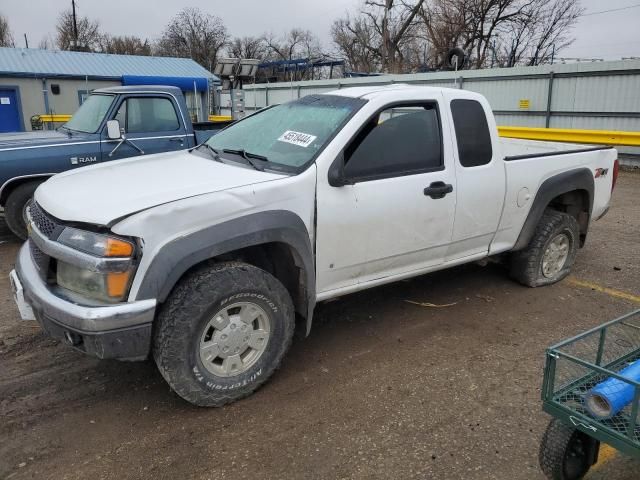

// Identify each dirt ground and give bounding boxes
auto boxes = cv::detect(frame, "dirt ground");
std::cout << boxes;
[1,172,638,480]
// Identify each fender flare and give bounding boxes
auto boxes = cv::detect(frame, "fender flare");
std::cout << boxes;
[135,210,316,332]
[512,168,594,251]
[0,173,54,205]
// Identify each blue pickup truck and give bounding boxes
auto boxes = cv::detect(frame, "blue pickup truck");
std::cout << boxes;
[0,85,227,239]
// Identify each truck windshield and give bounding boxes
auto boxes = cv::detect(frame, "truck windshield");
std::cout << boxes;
[206,95,366,171]
[63,94,114,133]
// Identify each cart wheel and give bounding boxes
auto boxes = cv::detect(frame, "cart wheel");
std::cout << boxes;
[539,418,600,480]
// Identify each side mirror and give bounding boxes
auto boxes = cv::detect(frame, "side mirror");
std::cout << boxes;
[328,152,353,187]
[106,119,122,140]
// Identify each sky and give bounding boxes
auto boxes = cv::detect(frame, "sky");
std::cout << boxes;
[1,0,639,61]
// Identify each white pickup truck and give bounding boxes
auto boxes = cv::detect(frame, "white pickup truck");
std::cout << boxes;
[10,85,619,406]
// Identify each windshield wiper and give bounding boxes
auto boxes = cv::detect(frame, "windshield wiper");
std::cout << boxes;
[222,148,267,172]
[198,143,223,162]
[58,125,74,137]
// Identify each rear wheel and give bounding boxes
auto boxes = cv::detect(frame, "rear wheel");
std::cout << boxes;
[153,262,295,407]
[539,418,599,480]
[510,209,580,287]
[4,181,42,240]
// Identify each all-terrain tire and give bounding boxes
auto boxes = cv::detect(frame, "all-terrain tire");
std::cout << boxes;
[4,181,42,240]
[539,418,599,480]
[510,209,580,287]
[153,261,295,407]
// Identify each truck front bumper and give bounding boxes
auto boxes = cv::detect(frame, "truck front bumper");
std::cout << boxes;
[10,243,156,360]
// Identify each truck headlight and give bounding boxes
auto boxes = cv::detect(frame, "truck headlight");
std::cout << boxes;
[58,227,134,257]
[55,227,136,303]
[57,262,133,303]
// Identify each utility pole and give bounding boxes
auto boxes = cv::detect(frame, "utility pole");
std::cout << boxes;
[72,0,79,47]
[509,39,515,67]
[490,40,496,68]
[24,33,29,48]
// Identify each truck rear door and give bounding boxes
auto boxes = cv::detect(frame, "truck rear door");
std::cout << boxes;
[442,91,506,261]
[316,95,456,294]
[103,94,189,160]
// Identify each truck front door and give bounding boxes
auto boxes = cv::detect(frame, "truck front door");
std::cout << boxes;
[316,98,456,296]
[103,95,189,160]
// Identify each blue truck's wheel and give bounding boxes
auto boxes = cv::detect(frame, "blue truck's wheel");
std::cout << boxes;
[153,261,295,407]
[4,181,42,240]
[539,418,599,480]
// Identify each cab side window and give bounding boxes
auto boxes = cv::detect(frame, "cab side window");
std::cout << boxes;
[343,103,442,182]
[450,99,493,167]
[114,97,180,133]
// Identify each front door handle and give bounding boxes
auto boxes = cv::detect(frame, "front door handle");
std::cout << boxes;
[424,181,453,199]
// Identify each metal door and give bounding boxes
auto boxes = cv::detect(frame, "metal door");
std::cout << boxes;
[0,89,21,133]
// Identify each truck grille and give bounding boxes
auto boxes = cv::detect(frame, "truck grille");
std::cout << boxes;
[29,202,61,239]
[29,239,50,277]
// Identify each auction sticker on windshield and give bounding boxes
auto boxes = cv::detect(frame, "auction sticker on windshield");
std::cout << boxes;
[277,130,317,148]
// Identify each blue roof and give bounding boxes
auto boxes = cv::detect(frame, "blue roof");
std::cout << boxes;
[0,47,218,82]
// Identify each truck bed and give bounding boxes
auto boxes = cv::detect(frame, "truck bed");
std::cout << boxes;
[490,138,617,255]
[500,137,612,160]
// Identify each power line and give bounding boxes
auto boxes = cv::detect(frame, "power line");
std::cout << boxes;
[581,4,640,17]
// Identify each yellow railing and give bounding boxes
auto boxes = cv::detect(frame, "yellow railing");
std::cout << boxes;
[36,114,233,124]
[208,115,233,122]
[28,115,640,147]
[498,127,640,147]
[37,114,72,123]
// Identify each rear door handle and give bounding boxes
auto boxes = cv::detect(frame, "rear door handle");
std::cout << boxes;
[423,181,453,199]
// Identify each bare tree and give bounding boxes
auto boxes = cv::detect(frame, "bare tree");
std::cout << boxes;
[264,29,325,62]
[227,36,267,59]
[260,29,330,80]
[0,13,15,47]
[335,0,583,72]
[38,34,56,50]
[55,8,101,51]
[331,1,426,74]
[99,35,152,56]
[418,0,475,68]
[155,7,228,70]
[499,0,582,66]
[332,15,381,72]
[418,0,583,69]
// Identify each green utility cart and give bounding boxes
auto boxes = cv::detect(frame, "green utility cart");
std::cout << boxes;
[539,309,640,480]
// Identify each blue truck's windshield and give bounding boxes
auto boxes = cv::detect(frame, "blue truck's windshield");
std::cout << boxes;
[63,94,114,133]
[206,95,367,171]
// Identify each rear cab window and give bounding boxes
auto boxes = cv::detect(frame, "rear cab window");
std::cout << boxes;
[343,102,443,182]
[450,99,493,167]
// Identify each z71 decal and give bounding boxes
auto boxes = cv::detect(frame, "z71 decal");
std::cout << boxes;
[595,167,609,178]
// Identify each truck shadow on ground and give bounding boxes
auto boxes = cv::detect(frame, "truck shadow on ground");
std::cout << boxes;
[1,260,515,429]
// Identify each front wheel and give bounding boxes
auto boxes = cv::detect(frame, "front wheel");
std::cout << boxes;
[510,209,580,287]
[539,418,599,480]
[4,181,42,240]
[153,262,295,407]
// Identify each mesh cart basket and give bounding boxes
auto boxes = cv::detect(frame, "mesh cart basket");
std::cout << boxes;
[539,309,640,479]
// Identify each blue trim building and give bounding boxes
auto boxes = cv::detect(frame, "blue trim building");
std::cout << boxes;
[0,47,219,132]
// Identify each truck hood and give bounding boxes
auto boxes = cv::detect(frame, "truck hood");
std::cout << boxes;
[35,150,286,226]
[0,130,93,150]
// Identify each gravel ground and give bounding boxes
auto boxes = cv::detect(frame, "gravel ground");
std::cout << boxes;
[0,172,638,480]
